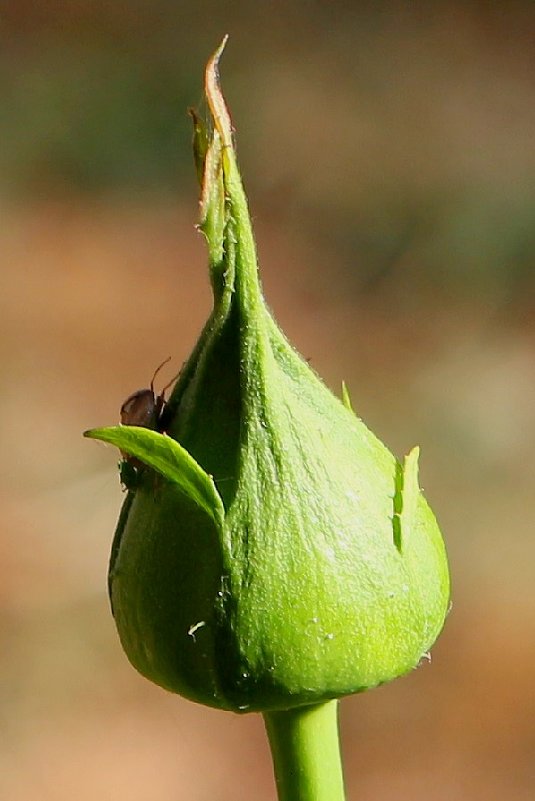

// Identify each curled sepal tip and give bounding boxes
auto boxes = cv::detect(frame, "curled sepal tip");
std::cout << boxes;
[205,35,232,149]
[84,426,224,527]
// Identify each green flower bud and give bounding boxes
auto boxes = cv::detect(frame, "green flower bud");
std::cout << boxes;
[85,42,449,714]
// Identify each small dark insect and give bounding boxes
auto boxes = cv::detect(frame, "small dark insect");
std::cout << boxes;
[119,358,179,489]
[120,357,178,432]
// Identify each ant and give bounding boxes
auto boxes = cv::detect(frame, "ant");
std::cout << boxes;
[119,358,179,489]
[120,357,178,432]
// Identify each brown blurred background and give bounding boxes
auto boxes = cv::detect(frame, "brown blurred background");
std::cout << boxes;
[1,2,534,799]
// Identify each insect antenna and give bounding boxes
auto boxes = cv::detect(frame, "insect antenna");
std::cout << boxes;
[160,368,180,400]
[150,356,172,393]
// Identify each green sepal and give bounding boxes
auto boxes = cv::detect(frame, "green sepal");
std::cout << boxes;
[341,381,354,413]
[400,447,421,545]
[84,426,224,527]
[189,107,209,187]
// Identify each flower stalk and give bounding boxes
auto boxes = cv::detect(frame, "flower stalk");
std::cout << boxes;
[265,701,346,801]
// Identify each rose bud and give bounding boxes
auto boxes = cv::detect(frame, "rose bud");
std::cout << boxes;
[85,41,449,714]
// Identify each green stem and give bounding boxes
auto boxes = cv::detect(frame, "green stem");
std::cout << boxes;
[263,700,346,801]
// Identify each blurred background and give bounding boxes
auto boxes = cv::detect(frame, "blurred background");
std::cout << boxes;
[1,2,534,799]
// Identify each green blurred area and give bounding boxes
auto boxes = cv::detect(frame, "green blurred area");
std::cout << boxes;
[2,1,534,300]
[1,3,535,801]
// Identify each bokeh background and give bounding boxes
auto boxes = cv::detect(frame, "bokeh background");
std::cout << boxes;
[1,2,534,799]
